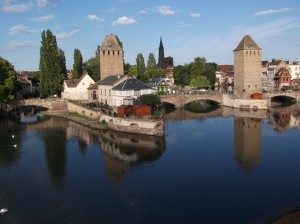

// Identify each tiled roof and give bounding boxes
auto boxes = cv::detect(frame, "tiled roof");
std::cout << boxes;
[112,77,152,91]
[98,75,123,85]
[217,65,233,72]
[64,73,93,88]
[234,35,261,51]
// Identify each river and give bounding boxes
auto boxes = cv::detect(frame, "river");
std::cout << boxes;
[0,103,300,224]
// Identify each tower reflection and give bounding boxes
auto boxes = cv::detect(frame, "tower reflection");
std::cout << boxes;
[234,116,262,171]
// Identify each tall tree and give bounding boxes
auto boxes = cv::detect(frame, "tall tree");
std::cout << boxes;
[39,29,65,98]
[136,53,147,82]
[205,62,217,87]
[173,64,192,86]
[58,48,67,79]
[73,48,83,79]
[0,57,16,101]
[147,53,157,69]
[190,57,206,80]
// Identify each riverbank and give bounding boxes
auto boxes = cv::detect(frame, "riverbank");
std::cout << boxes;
[41,111,108,130]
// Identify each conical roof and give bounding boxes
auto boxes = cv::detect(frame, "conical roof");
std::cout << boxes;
[100,34,122,51]
[234,35,261,51]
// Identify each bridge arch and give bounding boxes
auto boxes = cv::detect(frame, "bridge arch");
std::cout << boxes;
[160,94,222,108]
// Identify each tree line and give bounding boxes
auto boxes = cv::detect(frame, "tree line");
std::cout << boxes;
[0,29,217,101]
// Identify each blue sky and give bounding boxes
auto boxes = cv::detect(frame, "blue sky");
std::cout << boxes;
[0,0,299,71]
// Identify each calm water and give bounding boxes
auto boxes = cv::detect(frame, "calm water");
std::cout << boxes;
[0,103,300,224]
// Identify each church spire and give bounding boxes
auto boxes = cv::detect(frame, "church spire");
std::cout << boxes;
[158,36,165,69]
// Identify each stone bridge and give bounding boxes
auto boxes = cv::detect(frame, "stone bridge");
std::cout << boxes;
[160,93,223,107]
[1,98,67,112]
[266,92,300,101]
[160,91,300,108]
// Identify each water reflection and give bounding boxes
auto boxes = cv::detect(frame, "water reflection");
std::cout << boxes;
[3,117,166,185]
[234,117,262,171]
[0,119,22,168]
[100,130,166,184]
[268,103,300,132]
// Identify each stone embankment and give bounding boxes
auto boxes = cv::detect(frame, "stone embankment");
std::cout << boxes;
[44,101,164,136]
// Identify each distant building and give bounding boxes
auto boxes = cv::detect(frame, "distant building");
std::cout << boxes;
[61,73,95,100]
[147,77,174,94]
[273,67,292,91]
[100,34,124,81]
[233,35,262,98]
[267,60,287,92]
[157,37,174,84]
[287,61,300,80]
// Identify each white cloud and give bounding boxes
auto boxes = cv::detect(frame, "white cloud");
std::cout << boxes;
[7,40,36,50]
[139,9,149,14]
[112,16,137,25]
[9,25,39,35]
[252,7,292,16]
[87,14,103,21]
[55,29,80,40]
[28,14,54,22]
[190,12,201,18]
[156,5,175,16]
[2,2,34,12]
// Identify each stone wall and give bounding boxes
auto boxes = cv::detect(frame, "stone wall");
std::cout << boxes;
[222,94,269,110]
[67,102,101,120]
[100,114,164,136]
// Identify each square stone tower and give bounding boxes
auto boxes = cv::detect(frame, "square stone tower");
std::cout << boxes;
[100,34,124,80]
[233,35,262,98]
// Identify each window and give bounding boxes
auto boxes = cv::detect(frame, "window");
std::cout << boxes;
[134,90,141,96]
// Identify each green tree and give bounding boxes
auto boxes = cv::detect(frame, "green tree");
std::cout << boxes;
[58,48,67,79]
[39,29,65,98]
[173,63,192,85]
[124,63,131,75]
[190,57,206,80]
[83,45,100,81]
[146,68,165,80]
[136,53,147,82]
[0,57,16,101]
[137,94,161,109]
[129,65,137,77]
[204,62,217,87]
[73,48,83,79]
[190,76,211,88]
[147,53,157,69]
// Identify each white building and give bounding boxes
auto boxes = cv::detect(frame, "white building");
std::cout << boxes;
[61,73,95,100]
[287,61,300,80]
[111,77,155,107]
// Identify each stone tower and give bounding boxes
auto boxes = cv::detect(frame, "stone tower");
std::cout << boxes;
[100,34,124,80]
[233,35,262,98]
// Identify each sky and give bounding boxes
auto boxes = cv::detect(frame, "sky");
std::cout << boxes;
[0,0,299,71]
